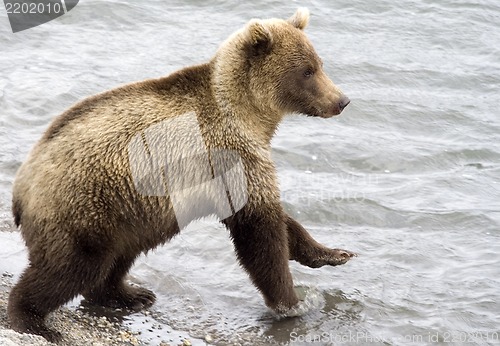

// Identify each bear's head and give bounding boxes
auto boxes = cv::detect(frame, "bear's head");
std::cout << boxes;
[213,8,350,124]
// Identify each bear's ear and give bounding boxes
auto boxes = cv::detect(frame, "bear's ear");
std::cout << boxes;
[287,7,310,30]
[245,20,274,57]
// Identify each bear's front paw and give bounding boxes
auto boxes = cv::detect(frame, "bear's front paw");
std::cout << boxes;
[309,248,357,268]
[272,286,322,318]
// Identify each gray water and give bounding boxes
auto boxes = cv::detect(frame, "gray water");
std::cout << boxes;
[1,0,500,345]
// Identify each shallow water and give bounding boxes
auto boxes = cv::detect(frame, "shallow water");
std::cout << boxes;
[1,0,500,345]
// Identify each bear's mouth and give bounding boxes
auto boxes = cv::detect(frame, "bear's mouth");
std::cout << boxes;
[312,99,350,118]
[302,106,327,118]
[307,107,338,118]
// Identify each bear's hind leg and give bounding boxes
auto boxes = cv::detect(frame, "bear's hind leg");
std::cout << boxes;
[8,263,87,343]
[286,214,356,268]
[8,268,62,342]
[8,236,119,343]
[82,254,156,311]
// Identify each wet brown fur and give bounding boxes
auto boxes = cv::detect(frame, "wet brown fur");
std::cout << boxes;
[8,8,354,343]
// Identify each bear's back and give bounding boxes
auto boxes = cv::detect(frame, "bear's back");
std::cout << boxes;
[12,64,215,245]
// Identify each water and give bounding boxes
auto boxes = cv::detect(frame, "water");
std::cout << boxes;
[1,0,500,345]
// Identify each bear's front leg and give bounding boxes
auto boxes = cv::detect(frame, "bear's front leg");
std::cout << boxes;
[286,214,357,268]
[223,205,299,313]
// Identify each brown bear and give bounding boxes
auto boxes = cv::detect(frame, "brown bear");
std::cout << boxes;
[8,8,355,343]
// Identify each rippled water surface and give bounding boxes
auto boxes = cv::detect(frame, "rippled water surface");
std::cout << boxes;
[1,0,499,345]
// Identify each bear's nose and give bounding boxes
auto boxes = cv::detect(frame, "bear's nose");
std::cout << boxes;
[339,95,350,112]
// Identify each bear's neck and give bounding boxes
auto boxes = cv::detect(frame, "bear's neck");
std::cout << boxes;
[209,60,284,145]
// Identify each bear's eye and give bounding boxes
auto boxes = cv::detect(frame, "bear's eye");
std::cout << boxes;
[303,68,315,78]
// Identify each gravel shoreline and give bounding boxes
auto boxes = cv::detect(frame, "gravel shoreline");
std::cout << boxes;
[0,273,194,346]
